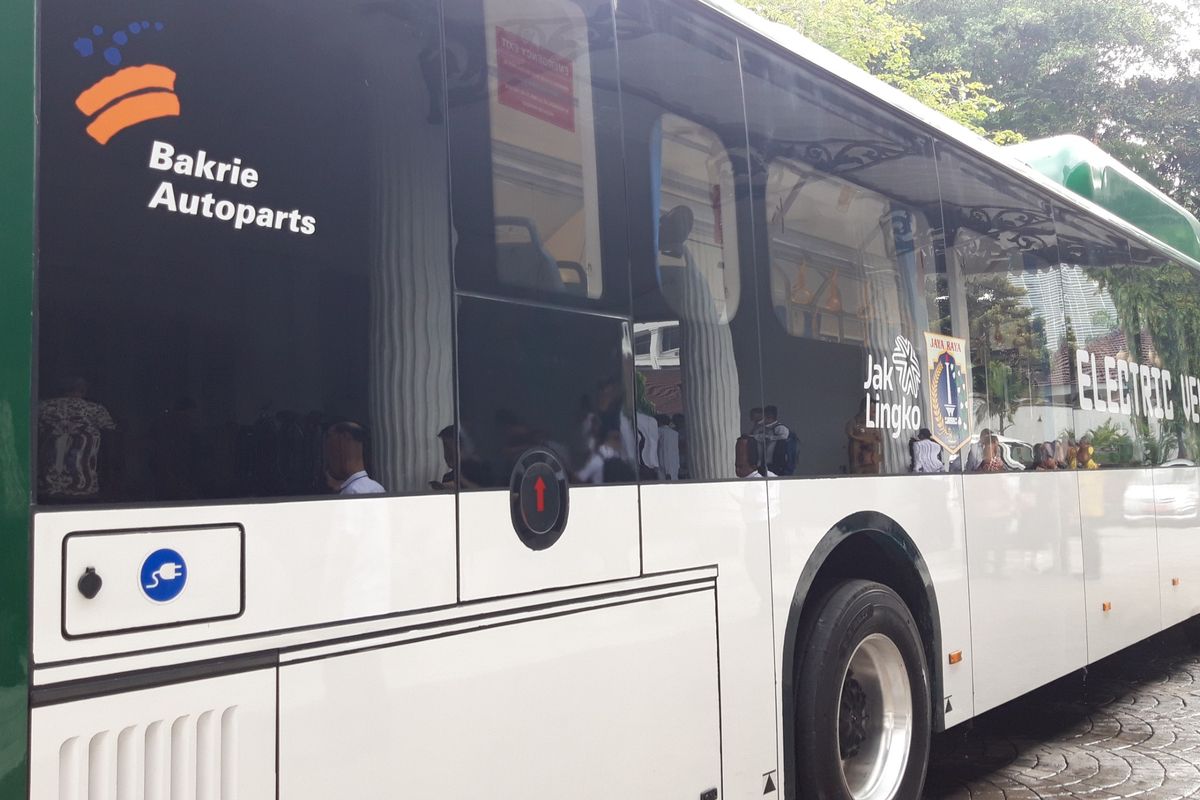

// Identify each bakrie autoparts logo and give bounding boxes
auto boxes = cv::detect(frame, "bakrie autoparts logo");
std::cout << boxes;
[70,21,319,237]
[72,20,179,145]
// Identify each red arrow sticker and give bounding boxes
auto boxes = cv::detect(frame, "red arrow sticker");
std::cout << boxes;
[534,476,547,513]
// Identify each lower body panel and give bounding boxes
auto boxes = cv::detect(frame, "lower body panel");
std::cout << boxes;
[278,585,722,799]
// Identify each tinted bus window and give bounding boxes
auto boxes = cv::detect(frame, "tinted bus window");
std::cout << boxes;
[445,0,629,311]
[37,0,453,503]
[1057,207,1200,468]
[934,144,1069,472]
[445,0,636,487]
[1056,205,1147,470]
[617,0,764,482]
[741,43,960,477]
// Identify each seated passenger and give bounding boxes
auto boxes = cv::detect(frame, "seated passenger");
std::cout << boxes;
[910,428,945,473]
[978,433,1006,473]
[1034,442,1058,471]
[735,435,774,478]
[434,424,492,490]
[578,426,630,484]
[324,421,385,495]
[1076,436,1098,469]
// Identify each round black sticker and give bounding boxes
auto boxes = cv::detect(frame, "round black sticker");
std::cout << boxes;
[509,449,569,550]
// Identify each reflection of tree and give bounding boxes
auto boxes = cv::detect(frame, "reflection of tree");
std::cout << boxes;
[1088,262,1200,461]
[1089,419,1135,465]
[977,360,1024,433]
[962,273,1049,434]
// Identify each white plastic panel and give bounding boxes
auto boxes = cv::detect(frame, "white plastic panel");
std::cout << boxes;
[964,471,1085,714]
[1079,469,1162,661]
[30,668,276,799]
[641,480,777,798]
[767,475,974,731]
[1154,466,1200,628]
[35,495,456,663]
[458,484,640,600]
[279,588,720,799]
[64,526,242,637]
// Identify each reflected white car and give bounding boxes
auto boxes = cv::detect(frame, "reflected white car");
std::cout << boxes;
[1123,467,1199,521]
[965,434,1032,471]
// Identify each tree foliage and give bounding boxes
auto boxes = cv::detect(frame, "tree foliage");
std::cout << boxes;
[960,273,1048,433]
[894,0,1200,213]
[1088,261,1200,458]
[740,0,1200,213]
[739,0,1017,140]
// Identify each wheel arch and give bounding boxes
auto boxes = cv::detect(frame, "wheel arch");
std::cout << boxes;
[780,510,944,799]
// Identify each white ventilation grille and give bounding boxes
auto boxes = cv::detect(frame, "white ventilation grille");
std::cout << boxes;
[56,706,240,800]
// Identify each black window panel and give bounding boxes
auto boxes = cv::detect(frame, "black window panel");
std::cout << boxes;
[455,297,635,486]
[443,0,636,487]
[741,40,955,477]
[443,0,630,312]
[617,0,765,481]
[935,143,1069,471]
[37,0,452,503]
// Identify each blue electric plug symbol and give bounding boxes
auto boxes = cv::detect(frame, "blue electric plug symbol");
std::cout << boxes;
[140,548,187,602]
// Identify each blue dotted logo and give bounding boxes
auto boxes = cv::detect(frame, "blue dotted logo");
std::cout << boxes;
[140,548,187,603]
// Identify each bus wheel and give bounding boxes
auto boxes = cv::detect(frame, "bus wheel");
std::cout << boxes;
[794,579,930,800]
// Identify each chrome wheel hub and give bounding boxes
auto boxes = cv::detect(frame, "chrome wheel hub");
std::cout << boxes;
[836,633,913,800]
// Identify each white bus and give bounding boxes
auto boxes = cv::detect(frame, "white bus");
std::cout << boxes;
[10,0,1200,797]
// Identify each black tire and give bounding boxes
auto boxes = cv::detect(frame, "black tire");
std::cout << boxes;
[793,579,931,800]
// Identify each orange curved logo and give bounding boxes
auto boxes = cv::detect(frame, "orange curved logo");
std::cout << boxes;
[75,64,180,145]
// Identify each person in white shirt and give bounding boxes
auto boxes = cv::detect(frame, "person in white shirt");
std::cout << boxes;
[752,405,791,473]
[324,421,386,495]
[656,414,680,480]
[636,410,659,478]
[910,428,945,473]
[578,428,628,484]
[735,435,776,478]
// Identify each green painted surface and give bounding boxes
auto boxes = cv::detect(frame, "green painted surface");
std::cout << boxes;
[0,0,35,795]
[1008,134,1200,262]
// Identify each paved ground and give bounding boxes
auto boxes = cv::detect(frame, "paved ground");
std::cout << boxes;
[926,624,1200,800]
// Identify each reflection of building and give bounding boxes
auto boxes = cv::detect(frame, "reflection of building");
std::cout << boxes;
[1011,265,1117,346]
[634,321,680,369]
[635,321,683,415]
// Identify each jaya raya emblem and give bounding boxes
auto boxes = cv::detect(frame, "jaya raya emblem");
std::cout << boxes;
[923,333,971,453]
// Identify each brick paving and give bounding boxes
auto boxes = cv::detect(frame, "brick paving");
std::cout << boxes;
[926,624,1200,799]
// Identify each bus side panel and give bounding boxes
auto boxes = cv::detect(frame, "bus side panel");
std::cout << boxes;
[278,588,721,800]
[29,669,276,798]
[640,481,779,799]
[0,0,35,796]
[769,476,974,730]
[1079,468,1162,661]
[1154,466,1200,628]
[964,470,1086,715]
[33,498,457,665]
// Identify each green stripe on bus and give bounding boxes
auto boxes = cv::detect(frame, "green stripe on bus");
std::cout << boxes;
[0,0,34,795]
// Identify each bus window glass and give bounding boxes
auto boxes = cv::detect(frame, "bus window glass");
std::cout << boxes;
[935,144,1070,472]
[36,0,452,504]
[1056,206,1147,470]
[618,0,764,481]
[447,0,635,487]
[455,297,635,487]
[446,0,628,310]
[1057,207,1200,468]
[655,115,742,325]
[741,42,959,477]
